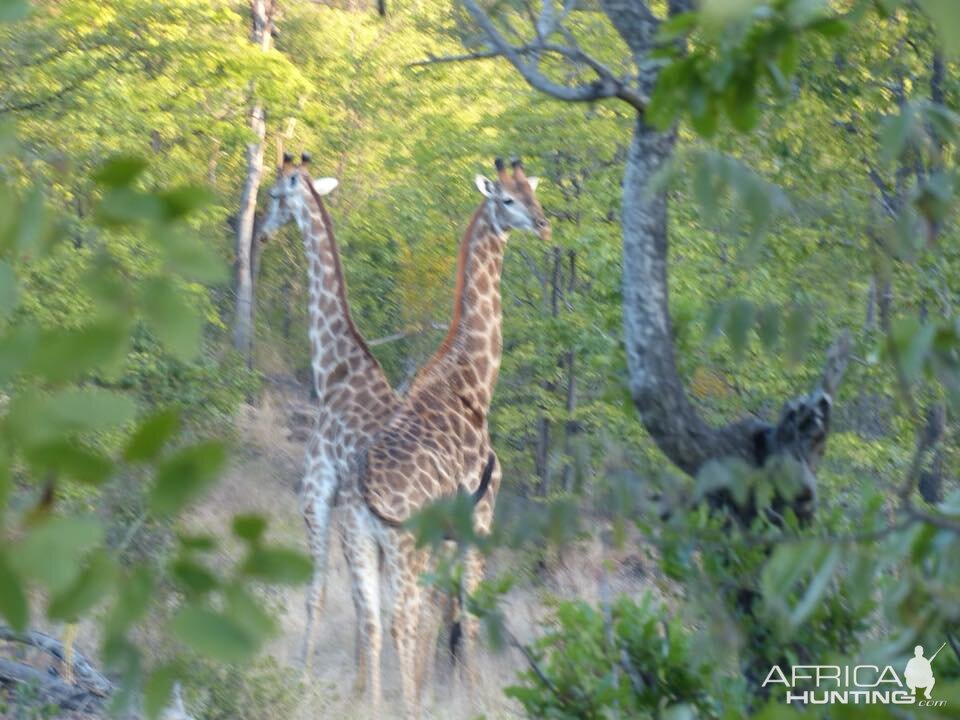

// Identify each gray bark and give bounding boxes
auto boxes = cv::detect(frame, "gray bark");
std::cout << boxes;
[232,0,274,362]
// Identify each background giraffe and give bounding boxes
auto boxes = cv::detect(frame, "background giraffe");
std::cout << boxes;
[258,153,401,674]
[259,155,508,714]
[358,158,549,718]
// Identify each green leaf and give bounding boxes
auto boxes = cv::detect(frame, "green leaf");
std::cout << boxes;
[878,107,914,165]
[784,304,813,365]
[30,320,130,382]
[48,551,116,621]
[23,441,113,485]
[159,185,215,220]
[918,0,960,54]
[806,17,847,37]
[757,304,780,349]
[232,514,267,543]
[0,0,30,22]
[51,388,137,434]
[107,568,153,634]
[0,552,28,631]
[655,11,697,43]
[13,517,104,593]
[725,298,755,359]
[124,408,182,463]
[241,547,312,585]
[171,558,219,596]
[223,585,276,641]
[725,74,759,133]
[0,260,17,317]
[170,606,257,662]
[150,441,226,516]
[93,155,147,188]
[144,664,179,720]
[788,547,841,628]
[160,230,228,283]
[140,277,203,360]
[894,318,936,380]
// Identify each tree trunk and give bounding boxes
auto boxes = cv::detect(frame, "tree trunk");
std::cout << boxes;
[561,250,577,492]
[232,0,274,364]
[620,116,765,476]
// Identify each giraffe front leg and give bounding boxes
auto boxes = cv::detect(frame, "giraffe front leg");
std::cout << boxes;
[343,506,382,715]
[457,548,486,699]
[300,458,338,671]
[388,539,428,720]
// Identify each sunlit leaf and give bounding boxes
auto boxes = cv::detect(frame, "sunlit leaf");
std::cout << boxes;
[170,606,257,662]
[918,0,960,54]
[144,664,179,720]
[23,441,113,485]
[13,517,104,593]
[48,550,117,621]
[0,552,27,631]
[241,547,312,585]
[0,260,17,317]
[232,513,267,542]
[150,441,226,516]
[172,558,219,596]
[93,155,147,188]
[140,277,203,360]
[124,408,182,463]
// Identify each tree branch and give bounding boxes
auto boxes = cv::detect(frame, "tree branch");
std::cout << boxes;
[0,626,113,697]
[459,0,647,110]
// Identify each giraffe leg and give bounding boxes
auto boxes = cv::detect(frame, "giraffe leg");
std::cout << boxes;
[457,548,486,698]
[387,536,427,720]
[300,460,338,671]
[414,582,445,712]
[343,505,382,715]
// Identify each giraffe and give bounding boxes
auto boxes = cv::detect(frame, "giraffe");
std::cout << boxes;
[258,152,400,675]
[258,154,505,714]
[358,158,549,718]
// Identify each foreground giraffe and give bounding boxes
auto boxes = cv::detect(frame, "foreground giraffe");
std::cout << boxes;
[358,158,550,718]
[258,153,401,671]
[258,155,505,710]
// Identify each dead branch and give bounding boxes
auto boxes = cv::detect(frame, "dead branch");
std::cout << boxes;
[0,626,113,697]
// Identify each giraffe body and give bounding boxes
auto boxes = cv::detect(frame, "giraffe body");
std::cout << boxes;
[260,156,524,718]
[358,159,549,718]
[259,156,399,683]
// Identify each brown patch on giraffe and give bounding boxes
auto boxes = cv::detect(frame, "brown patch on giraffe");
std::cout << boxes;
[328,362,349,387]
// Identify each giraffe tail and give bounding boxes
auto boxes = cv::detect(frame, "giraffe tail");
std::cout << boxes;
[450,453,496,664]
[471,453,495,505]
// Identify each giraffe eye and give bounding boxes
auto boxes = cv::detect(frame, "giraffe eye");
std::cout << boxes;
[503,197,515,205]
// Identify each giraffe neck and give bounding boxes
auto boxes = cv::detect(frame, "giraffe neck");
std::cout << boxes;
[420,203,505,409]
[295,185,383,403]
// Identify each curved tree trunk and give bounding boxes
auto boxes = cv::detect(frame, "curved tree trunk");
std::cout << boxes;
[620,115,765,476]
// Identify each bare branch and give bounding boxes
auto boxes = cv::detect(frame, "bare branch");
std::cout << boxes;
[368,322,447,347]
[0,659,103,712]
[0,626,113,697]
[459,0,646,111]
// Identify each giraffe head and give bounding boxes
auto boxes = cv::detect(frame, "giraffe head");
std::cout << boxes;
[259,152,338,240]
[474,157,550,240]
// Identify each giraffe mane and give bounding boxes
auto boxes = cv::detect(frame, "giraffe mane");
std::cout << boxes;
[422,203,485,373]
[303,176,381,368]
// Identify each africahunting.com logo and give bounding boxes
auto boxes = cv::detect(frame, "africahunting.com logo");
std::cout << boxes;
[763,643,947,707]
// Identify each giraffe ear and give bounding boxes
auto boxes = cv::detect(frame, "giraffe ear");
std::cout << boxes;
[475,174,495,197]
[312,177,339,196]
[527,177,540,192]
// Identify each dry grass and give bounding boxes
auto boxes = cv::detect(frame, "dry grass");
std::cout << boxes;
[12,387,661,720]
[187,389,665,719]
